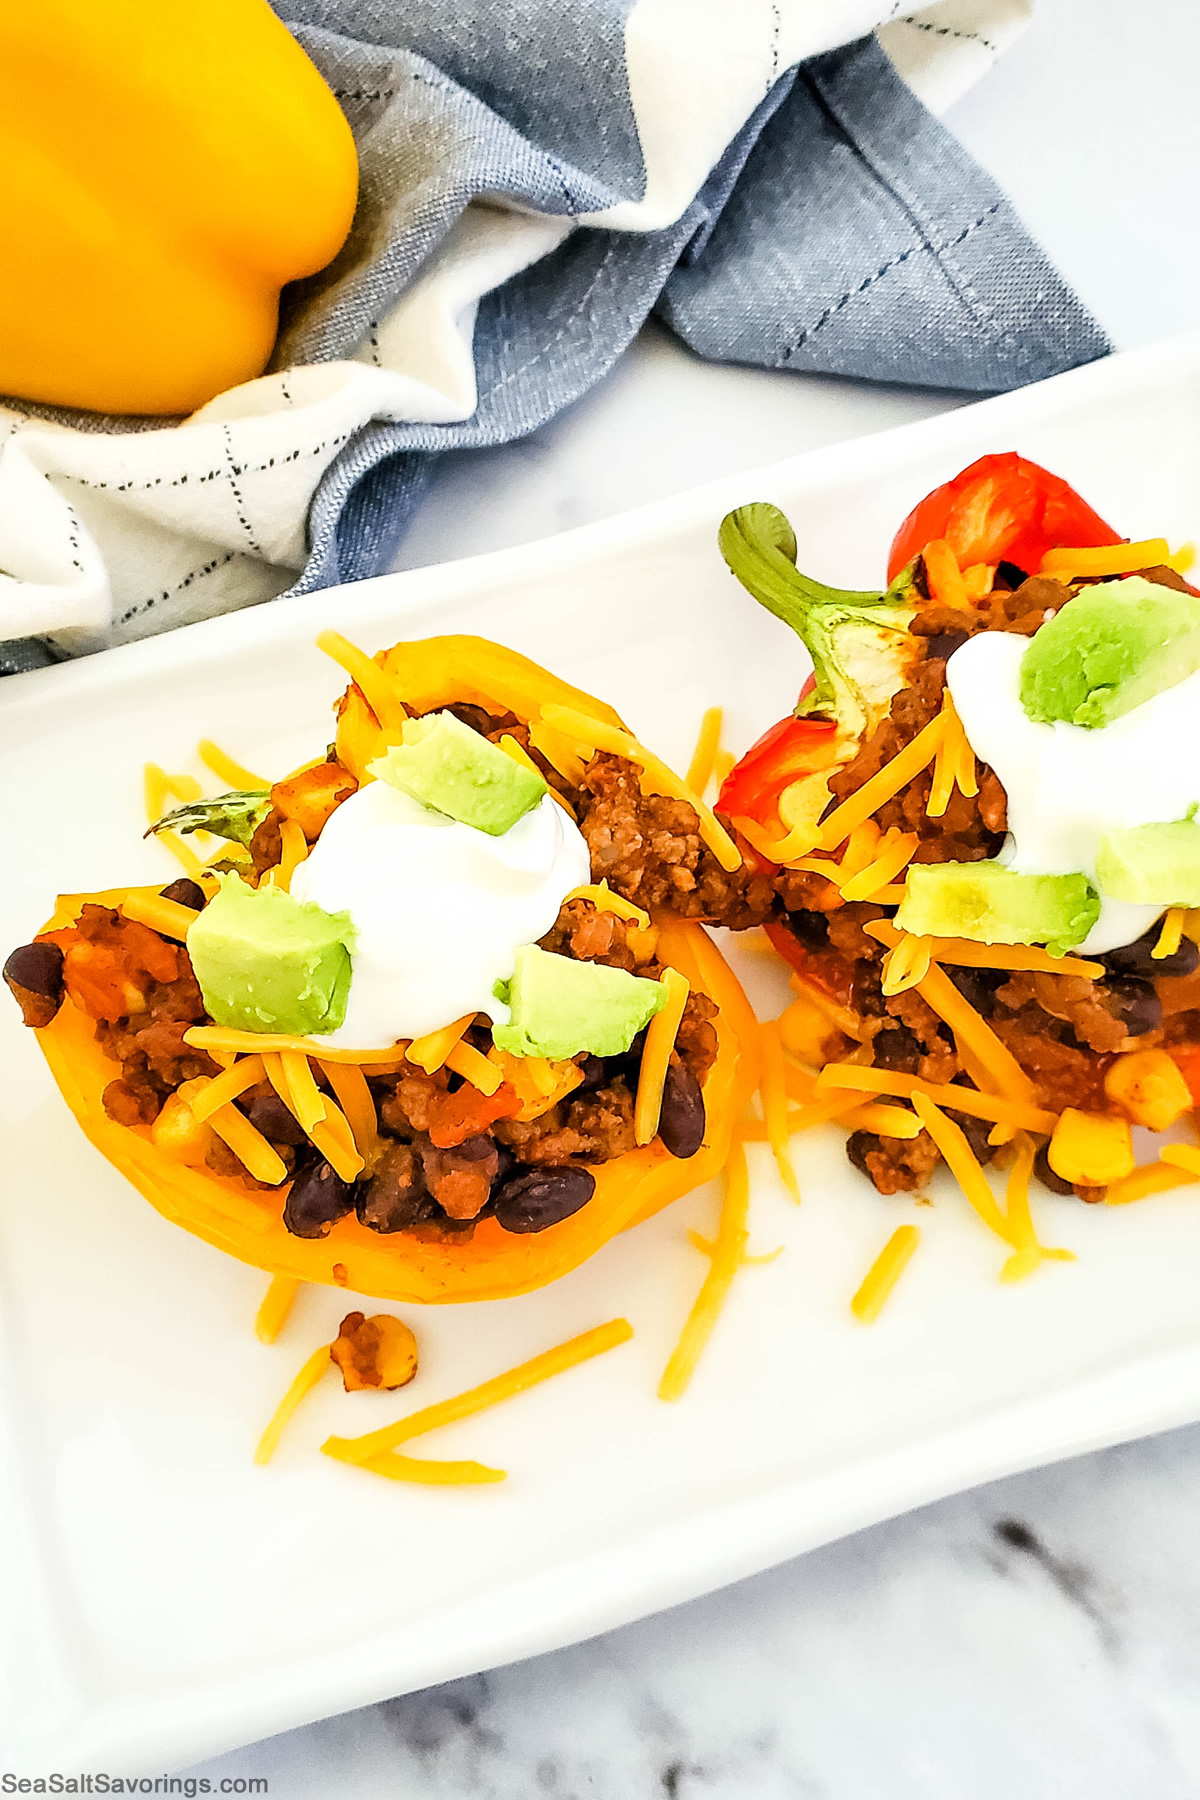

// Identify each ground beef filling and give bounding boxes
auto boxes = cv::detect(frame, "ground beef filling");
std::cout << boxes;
[772,565,1200,1198]
[576,752,774,929]
[54,878,719,1242]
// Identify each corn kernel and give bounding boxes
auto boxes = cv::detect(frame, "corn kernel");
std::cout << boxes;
[1104,1049,1193,1132]
[1048,1108,1135,1187]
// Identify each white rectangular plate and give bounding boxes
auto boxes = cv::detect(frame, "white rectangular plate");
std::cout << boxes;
[6,333,1200,1774]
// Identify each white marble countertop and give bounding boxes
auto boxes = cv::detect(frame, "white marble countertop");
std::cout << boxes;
[192,0,1200,1791]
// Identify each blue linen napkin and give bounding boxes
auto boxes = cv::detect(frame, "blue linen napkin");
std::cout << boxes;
[0,3,1108,674]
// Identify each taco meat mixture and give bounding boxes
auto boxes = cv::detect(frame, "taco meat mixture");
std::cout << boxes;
[5,698,761,1244]
[773,561,1200,1200]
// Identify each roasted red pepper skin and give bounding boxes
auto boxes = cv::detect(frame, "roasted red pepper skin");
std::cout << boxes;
[716,711,838,821]
[887,453,1121,583]
[763,917,809,977]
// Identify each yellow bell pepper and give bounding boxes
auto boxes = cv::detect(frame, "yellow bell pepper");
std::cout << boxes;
[0,0,358,415]
[33,639,760,1305]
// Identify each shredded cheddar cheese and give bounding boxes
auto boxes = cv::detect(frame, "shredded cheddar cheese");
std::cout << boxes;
[156,828,204,877]
[850,1224,921,1323]
[255,1344,332,1465]
[839,829,918,903]
[998,1131,1075,1284]
[688,1228,783,1267]
[497,734,576,817]
[927,691,977,819]
[255,1275,301,1345]
[318,1060,380,1165]
[634,967,691,1146]
[408,1013,474,1074]
[1159,1143,1200,1178]
[166,772,204,803]
[197,738,269,791]
[712,749,736,788]
[272,819,309,893]
[759,1020,801,1201]
[315,631,408,734]
[1153,908,1186,961]
[208,1099,288,1186]
[526,718,587,786]
[323,1319,633,1479]
[309,1109,365,1183]
[848,1102,924,1139]
[686,706,724,797]
[331,1450,506,1485]
[922,538,970,610]
[143,762,168,824]
[1039,539,1170,580]
[902,958,1037,1103]
[279,1049,327,1133]
[540,702,742,873]
[910,1092,1015,1248]
[864,920,1103,980]
[814,1063,1058,1134]
[1105,1162,1200,1205]
[564,882,651,930]
[817,710,949,851]
[733,814,819,866]
[962,563,995,599]
[658,1143,749,1401]
[881,932,932,997]
[190,1055,266,1123]
[444,1038,503,1096]
[119,892,199,941]
[185,1025,408,1064]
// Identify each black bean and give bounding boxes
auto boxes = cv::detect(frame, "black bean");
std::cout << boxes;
[283,1156,358,1239]
[924,631,970,662]
[245,1090,308,1147]
[4,940,64,998]
[1103,928,1199,981]
[1034,1144,1075,1197]
[658,1060,706,1159]
[489,1144,517,1193]
[996,561,1028,589]
[3,941,65,1027]
[947,965,1004,1014]
[784,908,830,950]
[160,877,206,911]
[846,1131,881,1179]
[493,1167,595,1234]
[1106,976,1162,1038]
[576,1055,608,1093]
[871,1023,922,1074]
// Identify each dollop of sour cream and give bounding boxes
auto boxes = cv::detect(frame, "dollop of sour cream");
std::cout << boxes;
[946,631,1200,954]
[289,781,591,1048]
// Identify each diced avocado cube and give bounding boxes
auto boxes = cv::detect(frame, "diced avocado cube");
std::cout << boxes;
[188,874,356,1035]
[368,710,546,835]
[492,944,665,1060]
[895,861,1099,956]
[1020,576,1200,729]
[1095,817,1200,905]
